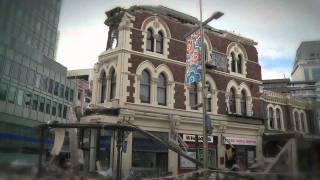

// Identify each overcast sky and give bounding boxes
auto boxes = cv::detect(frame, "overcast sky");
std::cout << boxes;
[56,0,320,79]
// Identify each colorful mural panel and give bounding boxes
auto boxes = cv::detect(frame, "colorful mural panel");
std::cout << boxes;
[185,30,203,85]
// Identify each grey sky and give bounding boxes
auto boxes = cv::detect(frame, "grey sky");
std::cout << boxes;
[56,0,320,79]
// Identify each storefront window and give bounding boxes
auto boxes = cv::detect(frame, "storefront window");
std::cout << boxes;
[133,152,156,168]
[224,137,256,171]
[179,134,218,172]
[132,131,168,175]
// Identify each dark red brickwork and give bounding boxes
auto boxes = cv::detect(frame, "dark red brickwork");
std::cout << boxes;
[168,40,186,63]
[247,62,262,80]
[128,54,186,109]
[127,73,135,103]
[217,92,227,115]
[122,7,263,117]
[130,29,144,52]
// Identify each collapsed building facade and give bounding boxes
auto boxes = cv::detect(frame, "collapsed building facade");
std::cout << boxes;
[82,6,265,177]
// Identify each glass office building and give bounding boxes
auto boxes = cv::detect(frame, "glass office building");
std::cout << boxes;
[0,0,76,163]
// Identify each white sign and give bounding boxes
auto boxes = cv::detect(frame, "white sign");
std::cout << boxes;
[224,136,257,146]
[183,134,214,143]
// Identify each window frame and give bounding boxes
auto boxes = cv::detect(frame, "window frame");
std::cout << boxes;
[146,28,154,52]
[229,88,236,113]
[156,31,164,54]
[240,90,247,115]
[157,73,167,106]
[140,70,151,103]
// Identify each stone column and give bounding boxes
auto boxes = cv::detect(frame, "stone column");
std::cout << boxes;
[105,75,111,102]
[256,128,264,165]
[217,124,227,170]
[122,132,133,178]
[152,78,158,105]
[168,150,178,175]
[89,129,97,172]
[235,93,241,114]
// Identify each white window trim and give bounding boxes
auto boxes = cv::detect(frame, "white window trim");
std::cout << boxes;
[155,64,175,108]
[134,60,174,108]
[226,42,248,77]
[274,105,285,131]
[292,108,308,133]
[95,63,118,104]
[226,80,252,116]
[141,16,171,59]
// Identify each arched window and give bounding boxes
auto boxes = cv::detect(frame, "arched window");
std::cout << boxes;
[229,88,236,113]
[110,68,116,100]
[156,31,164,54]
[237,54,242,74]
[300,113,305,132]
[269,107,274,129]
[140,70,151,103]
[276,108,281,130]
[189,82,198,110]
[231,52,236,72]
[240,90,247,115]
[100,71,106,103]
[157,73,166,105]
[206,81,211,112]
[294,111,300,131]
[146,28,154,52]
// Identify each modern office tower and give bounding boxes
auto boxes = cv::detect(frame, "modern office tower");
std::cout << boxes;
[0,0,76,163]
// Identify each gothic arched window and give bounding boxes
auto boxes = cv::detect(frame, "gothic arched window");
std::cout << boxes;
[276,108,281,130]
[294,111,300,131]
[300,113,305,132]
[157,73,166,105]
[231,52,236,72]
[110,68,116,100]
[156,31,164,54]
[269,107,274,129]
[237,54,242,74]
[100,71,106,103]
[140,70,151,103]
[240,90,247,115]
[229,88,236,113]
[146,28,154,52]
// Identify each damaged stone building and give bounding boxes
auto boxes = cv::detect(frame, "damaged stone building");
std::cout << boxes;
[81,5,267,177]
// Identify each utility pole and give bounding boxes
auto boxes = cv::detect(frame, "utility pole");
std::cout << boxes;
[199,0,209,177]
[198,1,224,178]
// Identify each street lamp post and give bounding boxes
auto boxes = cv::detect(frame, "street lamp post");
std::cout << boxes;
[198,0,223,178]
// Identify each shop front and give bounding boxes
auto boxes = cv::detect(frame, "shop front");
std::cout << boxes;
[131,131,168,177]
[178,134,218,173]
[223,136,257,171]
